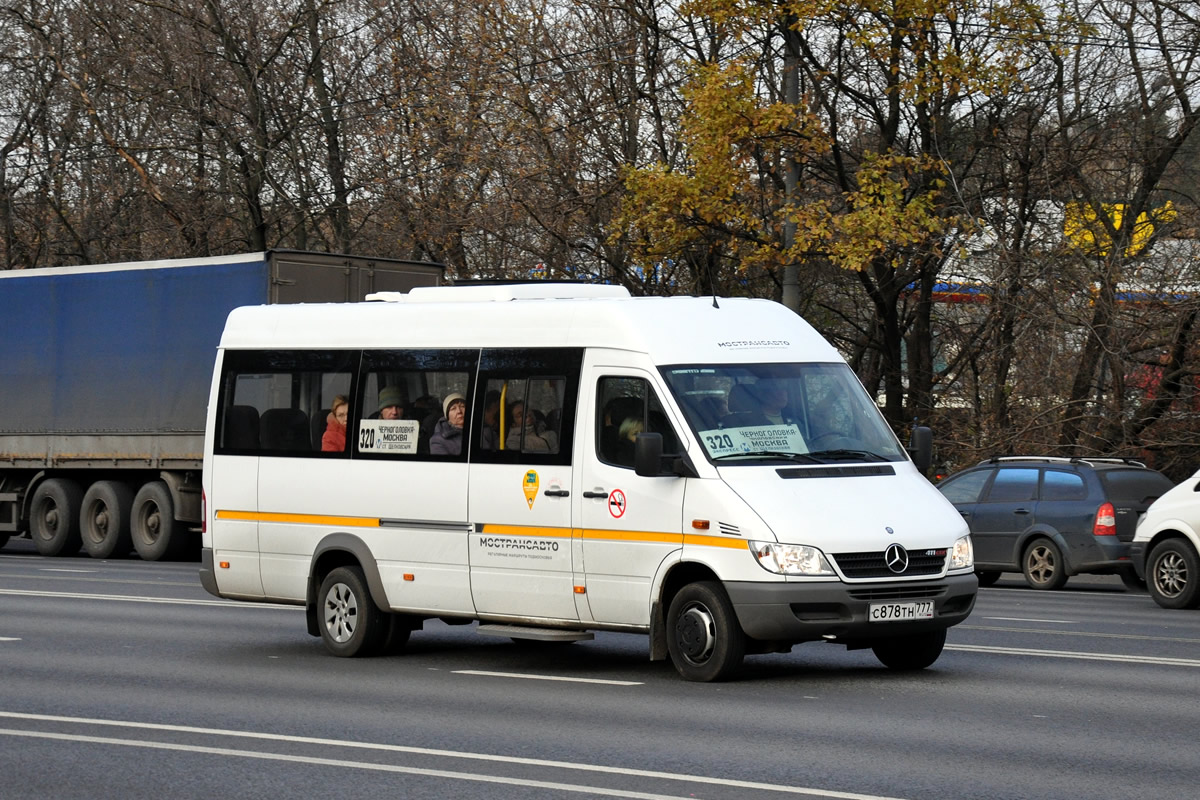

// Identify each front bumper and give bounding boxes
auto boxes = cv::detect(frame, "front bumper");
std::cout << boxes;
[724,573,978,643]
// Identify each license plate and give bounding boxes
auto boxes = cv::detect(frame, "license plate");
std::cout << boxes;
[869,601,934,622]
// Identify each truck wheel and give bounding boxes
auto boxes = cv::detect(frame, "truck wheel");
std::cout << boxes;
[666,581,745,682]
[81,481,134,559]
[872,629,947,670]
[131,481,180,561]
[1022,539,1068,590]
[30,479,84,556]
[1146,539,1200,610]
[318,566,386,657]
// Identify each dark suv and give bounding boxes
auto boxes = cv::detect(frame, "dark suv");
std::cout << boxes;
[937,457,1175,590]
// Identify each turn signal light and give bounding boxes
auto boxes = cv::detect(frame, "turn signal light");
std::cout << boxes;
[692,519,710,530]
[403,573,415,581]
[574,585,587,594]
[1093,502,1117,536]
[219,561,230,569]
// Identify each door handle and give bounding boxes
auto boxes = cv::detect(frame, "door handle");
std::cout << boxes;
[543,489,569,498]
[582,490,607,499]
[959,511,971,519]
[1014,508,1031,515]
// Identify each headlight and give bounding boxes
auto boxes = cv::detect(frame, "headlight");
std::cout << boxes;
[950,535,973,569]
[750,541,835,576]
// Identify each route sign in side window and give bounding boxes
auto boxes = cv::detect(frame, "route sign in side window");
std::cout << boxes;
[471,348,583,467]
[354,349,478,461]
[596,376,680,469]
[216,349,357,456]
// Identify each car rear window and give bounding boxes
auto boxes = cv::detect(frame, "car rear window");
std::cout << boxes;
[1099,469,1175,504]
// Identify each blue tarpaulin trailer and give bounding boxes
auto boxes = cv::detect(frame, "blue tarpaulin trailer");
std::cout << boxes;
[0,250,441,559]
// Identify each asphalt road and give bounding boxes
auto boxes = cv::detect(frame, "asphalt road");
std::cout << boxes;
[1,538,1196,800]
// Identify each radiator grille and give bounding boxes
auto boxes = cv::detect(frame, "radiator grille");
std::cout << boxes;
[832,548,947,578]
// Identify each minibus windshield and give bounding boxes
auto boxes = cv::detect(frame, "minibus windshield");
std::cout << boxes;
[662,362,908,464]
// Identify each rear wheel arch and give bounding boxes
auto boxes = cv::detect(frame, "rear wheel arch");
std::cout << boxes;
[306,534,389,634]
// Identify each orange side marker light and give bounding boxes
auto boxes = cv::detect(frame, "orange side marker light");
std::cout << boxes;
[692,519,711,530]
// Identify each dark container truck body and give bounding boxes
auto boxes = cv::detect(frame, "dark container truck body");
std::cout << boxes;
[0,250,442,559]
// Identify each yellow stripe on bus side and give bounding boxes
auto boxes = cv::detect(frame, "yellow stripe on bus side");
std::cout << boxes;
[214,513,750,551]
[215,510,380,528]
[683,534,751,550]
[578,529,682,545]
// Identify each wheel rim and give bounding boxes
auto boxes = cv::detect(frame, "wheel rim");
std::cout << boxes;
[674,601,716,665]
[36,501,60,541]
[139,505,161,544]
[85,504,109,545]
[323,581,359,643]
[1026,545,1057,585]
[1152,552,1188,599]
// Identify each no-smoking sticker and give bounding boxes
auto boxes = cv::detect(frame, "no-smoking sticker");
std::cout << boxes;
[608,489,627,518]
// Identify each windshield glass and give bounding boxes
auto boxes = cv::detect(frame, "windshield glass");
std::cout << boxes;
[661,362,908,464]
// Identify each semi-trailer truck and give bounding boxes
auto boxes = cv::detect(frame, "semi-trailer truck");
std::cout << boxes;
[0,250,442,560]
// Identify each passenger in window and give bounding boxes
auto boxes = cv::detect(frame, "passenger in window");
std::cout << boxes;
[321,395,349,452]
[378,386,407,420]
[429,393,467,455]
[506,400,558,452]
[614,416,643,466]
[480,390,502,450]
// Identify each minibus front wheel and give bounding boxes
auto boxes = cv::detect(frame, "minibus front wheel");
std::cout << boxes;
[666,581,745,682]
[318,566,387,657]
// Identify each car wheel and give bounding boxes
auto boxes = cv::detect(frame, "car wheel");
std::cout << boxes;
[30,479,84,557]
[1022,539,1068,590]
[666,581,745,682]
[1146,539,1200,610]
[872,629,947,670]
[975,570,1002,587]
[318,566,387,657]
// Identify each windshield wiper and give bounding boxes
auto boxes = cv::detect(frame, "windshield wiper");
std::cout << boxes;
[805,448,890,462]
[712,451,823,464]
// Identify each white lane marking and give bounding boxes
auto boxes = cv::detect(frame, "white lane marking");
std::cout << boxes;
[0,589,296,610]
[0,711,910,800]
[0,637,20,642]
[959,625,1200,644]
[0,729,714,800]
[947,644,1200,667]
[39,569,99,573]
[454,670,642,686]
[982,617,1076,624]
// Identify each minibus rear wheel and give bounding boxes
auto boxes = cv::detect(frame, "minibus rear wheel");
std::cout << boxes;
[318,566,386,657]
[666,581,745,682]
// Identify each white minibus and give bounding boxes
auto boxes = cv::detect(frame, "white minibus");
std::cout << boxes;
[200,284,976,681]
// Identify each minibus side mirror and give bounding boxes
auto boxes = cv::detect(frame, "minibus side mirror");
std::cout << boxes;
[634,432,664,477]
[908,425,932,476]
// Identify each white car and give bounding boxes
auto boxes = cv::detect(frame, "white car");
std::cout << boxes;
[1132,468,1200,609]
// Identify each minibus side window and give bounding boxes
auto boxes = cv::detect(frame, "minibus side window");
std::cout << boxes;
[596,377,680,469]
[354,349,477,461]
[471,348,582,467]
[215,349,357,456]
